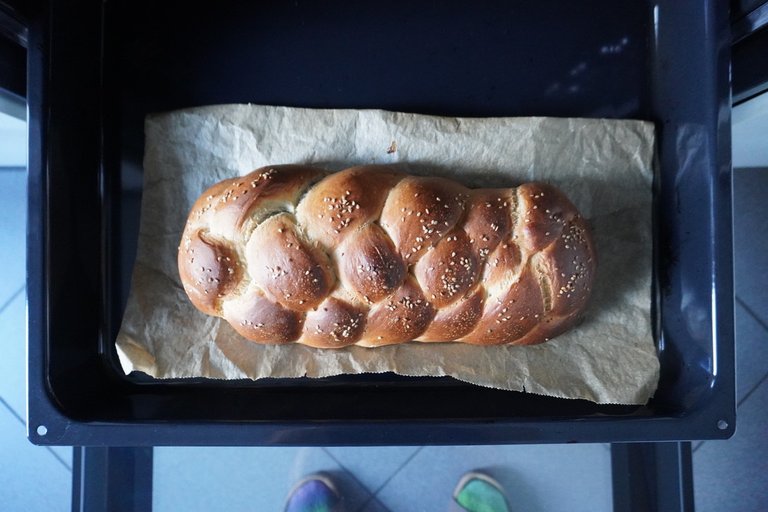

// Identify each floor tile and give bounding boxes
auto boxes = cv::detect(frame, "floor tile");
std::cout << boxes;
[734,300,768,403]
[358,496,390,512]
[693,379,768,512]
[325,446,421,493]
[0,169,26,303]
[0,288,72,468]
[47,446,73,472]
[732,167,768,326]
[0,291,26,419]
[153,447,373,512]
[732,93,768,167]
[0,404,71,511]
[375,444,612,512]
[0,112,26,167]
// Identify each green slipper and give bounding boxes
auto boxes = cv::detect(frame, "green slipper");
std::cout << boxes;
[453,471,511,512]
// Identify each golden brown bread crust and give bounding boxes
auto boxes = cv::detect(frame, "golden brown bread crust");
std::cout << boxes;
[178,165,596,348]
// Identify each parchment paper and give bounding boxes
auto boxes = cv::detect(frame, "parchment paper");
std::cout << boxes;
[115,104,659,404]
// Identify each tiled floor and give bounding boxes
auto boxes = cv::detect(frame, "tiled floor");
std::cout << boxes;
[1,161,767,509]
[153,444,613,511]
[690,166,768,512]
[0,168,72,511]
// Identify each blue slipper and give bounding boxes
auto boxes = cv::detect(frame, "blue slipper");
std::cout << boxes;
[284,474,343,512]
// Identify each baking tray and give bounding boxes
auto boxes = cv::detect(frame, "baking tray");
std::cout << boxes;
[27,0,734,446]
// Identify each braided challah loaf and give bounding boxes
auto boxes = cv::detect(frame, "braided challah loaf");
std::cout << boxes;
[178,165,596,348]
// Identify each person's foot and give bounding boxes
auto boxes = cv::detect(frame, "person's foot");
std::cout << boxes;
[452,471,511,512]
[284,474,344,512]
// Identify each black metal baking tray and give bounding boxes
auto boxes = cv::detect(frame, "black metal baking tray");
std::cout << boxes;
[27,0,734,446]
